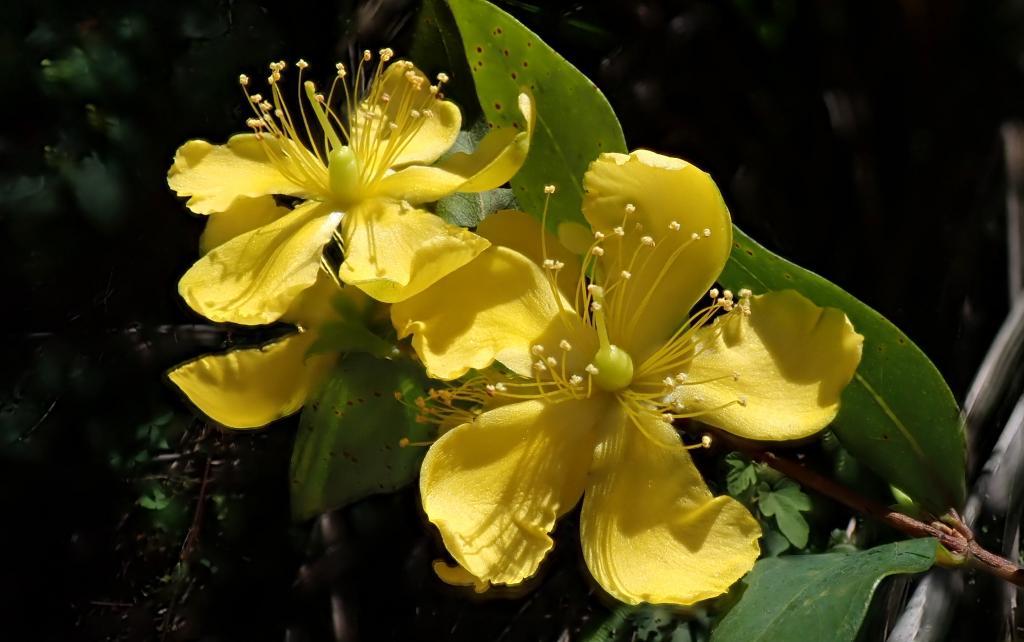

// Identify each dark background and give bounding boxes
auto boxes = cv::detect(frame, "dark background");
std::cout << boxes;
[2,0,1022,639]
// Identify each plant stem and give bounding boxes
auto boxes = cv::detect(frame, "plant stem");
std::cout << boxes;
[715,432,1024,587]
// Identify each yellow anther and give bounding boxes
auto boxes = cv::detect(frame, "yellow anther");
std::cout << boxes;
[363,50,372,61]
[531,344,545,356]
[709,288,719,299]
[641,236,655,247]
[379,48,394,61]
[437,72,449,83]
[620,270,632,280]
[625,203,636,214]
[592,246,605,257]
[296,59,309,69]
[702,228,712,237]
[613,226,625,236]
[585,364,599,375]
[668,220,681,231]
[559,340,573,351]
[544,184,556,194]
[238,74,250,86]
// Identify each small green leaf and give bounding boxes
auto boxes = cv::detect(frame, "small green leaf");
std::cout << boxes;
[436,188,518,227]
[711,539,936,642]
[725,453,758,498]
[762,527,791,557]
[719,225,966,513]
[443,0,627,234]
[757,479,812,549]
[289,355,430,521]
[581,603,706,642]
[138,486,170,511]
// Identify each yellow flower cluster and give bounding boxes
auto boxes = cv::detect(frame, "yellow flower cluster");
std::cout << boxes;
[165,53,863,606]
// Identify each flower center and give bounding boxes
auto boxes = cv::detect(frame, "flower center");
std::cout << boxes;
[237,51,448,204]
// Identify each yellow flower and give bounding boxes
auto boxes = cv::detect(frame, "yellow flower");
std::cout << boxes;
[391,150,864,605]
[167,197,376,429]
[168,51,534,324]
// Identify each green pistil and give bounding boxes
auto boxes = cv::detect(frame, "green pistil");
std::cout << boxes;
[328,146,359,198]
[589,286,634,392]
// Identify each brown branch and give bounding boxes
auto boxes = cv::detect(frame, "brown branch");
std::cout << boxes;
[716,433,1024,587]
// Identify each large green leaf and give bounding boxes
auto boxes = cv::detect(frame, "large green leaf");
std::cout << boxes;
[711,539,937,642]
[444,0,627,236]
[410,0,480,121]
[718,226,966,512]
[289,354,430,521]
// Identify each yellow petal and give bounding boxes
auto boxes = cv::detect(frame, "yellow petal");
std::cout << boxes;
[338,198,489,303]
[374,92,534,204]
[582,150,732,362]
[421,398,605,586]
[477,209,581,297]
[391,245,596,380]
[168,134,306,214]
[199,196,289,255]
[581,405,761,605]
[167,331,334,429]
[678,290,864,441]
[179,201,341,325]
[358,61,462,168]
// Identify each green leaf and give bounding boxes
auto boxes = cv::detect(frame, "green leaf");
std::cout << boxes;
[718,225,966,513]
[711,539,937,642]
[444,0,627,236]
[725,453,759,497]
[410,0,480,121]
[758,479,812,548]
[436,188,518,227]
[138,486,170,511]
[762,527,792,557]
[289,354,430,521]
[582,603,706,642]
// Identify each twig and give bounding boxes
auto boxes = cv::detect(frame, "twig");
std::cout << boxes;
[179,455,213,561]
[17,398,58,442]
[714,431,1024,587]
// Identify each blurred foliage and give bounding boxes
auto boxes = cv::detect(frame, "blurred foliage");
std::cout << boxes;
[4,0,1024,639]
